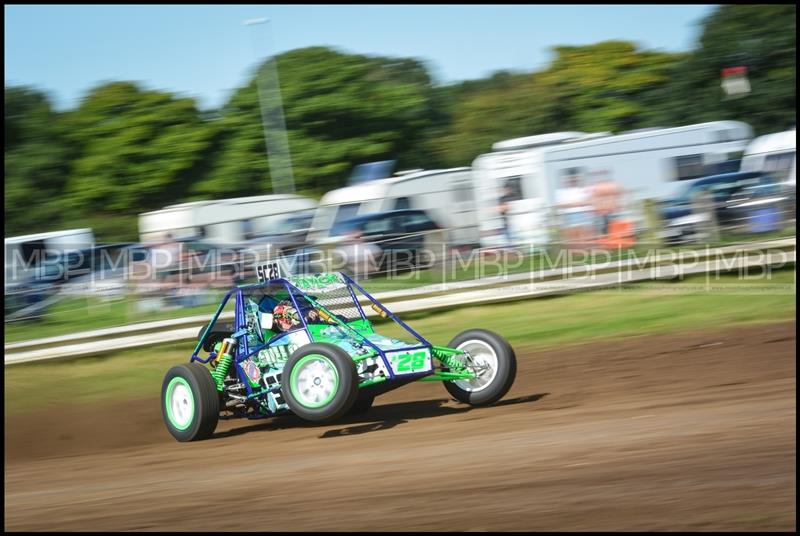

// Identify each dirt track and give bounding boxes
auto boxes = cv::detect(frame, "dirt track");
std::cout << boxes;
[5,322,796,531]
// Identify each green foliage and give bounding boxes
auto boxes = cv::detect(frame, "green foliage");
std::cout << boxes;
[435,74,555,166]
[201,47,439,198]
[4,87,73,236]
[436,42,685,166]
[655,5,796,134]
[59,82,216,240]
[191,78,274,199]
[540,42,684,131]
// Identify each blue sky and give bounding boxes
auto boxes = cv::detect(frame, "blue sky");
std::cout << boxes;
[5,4,717,111]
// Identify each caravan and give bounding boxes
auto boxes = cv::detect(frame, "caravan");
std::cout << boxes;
[740,127,796,227]
[139,195,317,246]
[5,228,96,289]
[307,168,479,249]
[740,127,796,186]
[472,121,754,247]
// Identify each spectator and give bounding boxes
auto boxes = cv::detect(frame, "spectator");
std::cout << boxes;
[497,181,519,247]
[160,232,181,259]
[589,170,623,238]
[690,188,720,243]
[150,232,183,304]
[556,170,592,248]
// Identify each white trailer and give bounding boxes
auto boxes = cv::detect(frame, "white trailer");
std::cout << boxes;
[138,194,317,245]
[472,121,754,247]
[307,168,479,247]
[4,228,95,288]
[740,128,796,186]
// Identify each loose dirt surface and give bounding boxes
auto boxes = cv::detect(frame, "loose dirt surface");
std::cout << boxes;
[5,322,796,531]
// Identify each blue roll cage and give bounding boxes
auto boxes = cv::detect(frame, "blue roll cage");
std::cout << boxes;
[190,273,435,402]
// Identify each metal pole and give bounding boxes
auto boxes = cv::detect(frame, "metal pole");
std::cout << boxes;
[244,17,296,195]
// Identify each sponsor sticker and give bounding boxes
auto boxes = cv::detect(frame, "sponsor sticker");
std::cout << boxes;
[241,359,262,386]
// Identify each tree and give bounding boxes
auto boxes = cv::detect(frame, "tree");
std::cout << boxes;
[425,70,534,166]
[198,47,439,198]
[433,74,555,166]
[437,41,684,166]
[190,77,279,200]
[657,5,796,134]
[4,86,73,236]
[61,82,217,240]
[538,41,684,132]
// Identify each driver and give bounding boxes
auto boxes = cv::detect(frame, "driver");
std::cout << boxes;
[272,299,323,332]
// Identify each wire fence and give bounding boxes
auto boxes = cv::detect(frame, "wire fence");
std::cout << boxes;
[5,192,796,325]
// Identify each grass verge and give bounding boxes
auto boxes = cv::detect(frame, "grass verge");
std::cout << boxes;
[6,233,794,344]
[4,267,795,414]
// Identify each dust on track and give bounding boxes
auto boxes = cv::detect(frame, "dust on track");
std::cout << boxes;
[4,322,796,531]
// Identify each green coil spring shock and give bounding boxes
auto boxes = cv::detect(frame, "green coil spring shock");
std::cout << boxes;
[211,353,233,391]
[444,354,464,371]
[211,338,237,391]
[434,347,465,371]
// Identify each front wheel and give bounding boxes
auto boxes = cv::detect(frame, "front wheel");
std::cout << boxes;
[444,329,517,406]
[281,343,359,422]
[161,363,220,442]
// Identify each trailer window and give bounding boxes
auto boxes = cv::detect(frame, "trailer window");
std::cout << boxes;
[330,203,361,236]
[501,176,524,201]
[393,197,411,210]
[673,155,706,181]
[714,129,731,143]
[453,179,474,204]
[763,151,796,183]
[363,218,392,235]
[402,211,436,230]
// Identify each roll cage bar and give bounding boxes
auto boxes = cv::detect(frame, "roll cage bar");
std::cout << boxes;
[190,273,434,396]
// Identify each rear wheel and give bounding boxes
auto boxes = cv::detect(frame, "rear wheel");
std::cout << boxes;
[444,329,516,406]
[282,343,359,422]
[161,363,219,442]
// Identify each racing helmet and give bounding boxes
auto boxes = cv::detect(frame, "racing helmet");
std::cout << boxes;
[273,300,301,332]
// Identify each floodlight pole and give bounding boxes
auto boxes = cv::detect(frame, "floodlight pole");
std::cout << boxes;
[244,17,296,195]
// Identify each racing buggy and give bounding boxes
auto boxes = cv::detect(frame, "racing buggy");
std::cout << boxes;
[161,271,517,441]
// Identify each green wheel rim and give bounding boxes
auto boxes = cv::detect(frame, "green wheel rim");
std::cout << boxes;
[290,354,340,408]
[165,376,195,431]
